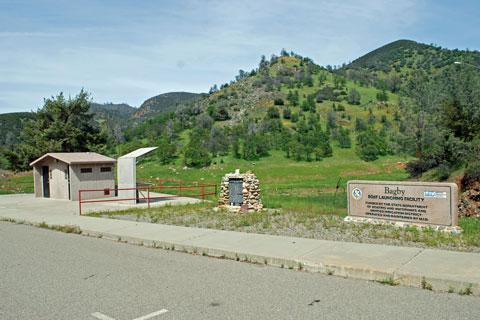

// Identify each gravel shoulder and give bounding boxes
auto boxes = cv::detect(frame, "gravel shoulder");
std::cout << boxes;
[89,204,480,253]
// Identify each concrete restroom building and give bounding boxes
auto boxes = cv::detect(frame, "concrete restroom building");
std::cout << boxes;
[30,152,117,201]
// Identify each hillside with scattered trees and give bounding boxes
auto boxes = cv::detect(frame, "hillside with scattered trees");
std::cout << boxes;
[1,40,480,195]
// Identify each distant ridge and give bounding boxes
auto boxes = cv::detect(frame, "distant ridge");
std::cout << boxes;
[133,92,201,119]
[90,102,136,120]
[349,40,429,69]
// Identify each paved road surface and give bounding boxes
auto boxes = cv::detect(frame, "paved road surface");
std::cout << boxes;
[1,221,479,319]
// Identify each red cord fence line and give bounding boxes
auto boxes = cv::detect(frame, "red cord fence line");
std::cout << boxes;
[79,180,217,215]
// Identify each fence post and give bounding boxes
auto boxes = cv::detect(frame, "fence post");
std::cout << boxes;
[202,185,205,200]
[215,184,217,197]
[79,191,82,215]
[179,182,182,196]
[8,183,10,194]
[148,187,150,209]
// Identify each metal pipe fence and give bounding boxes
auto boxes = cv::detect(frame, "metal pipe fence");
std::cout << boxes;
[79,180,217,215]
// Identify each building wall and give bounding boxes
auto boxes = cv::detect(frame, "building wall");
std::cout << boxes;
[32,159,69,199]
[70,163,115,201]
[33,166,42,198]
[117,157,136,203]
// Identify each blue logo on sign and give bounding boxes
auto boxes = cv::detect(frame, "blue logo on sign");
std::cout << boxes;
[352,188,362,200]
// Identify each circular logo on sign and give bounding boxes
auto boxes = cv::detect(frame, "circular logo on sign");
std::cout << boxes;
[352,188,362,200]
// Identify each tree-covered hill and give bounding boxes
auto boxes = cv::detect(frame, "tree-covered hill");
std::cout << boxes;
[2,39,479,193]
[132,92,202,121]
[0,112,34,147]
[344,39,480,87]
[90,102,137,119]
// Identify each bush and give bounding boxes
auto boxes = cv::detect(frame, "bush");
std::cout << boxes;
[406,159,437,178]
[355,128,388,162]
[184,146,211,168]
[266,107,280,119]
[274,98,284,106]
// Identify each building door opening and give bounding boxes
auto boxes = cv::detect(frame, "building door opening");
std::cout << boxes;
[42,166,50,198]
[67,165,71,200]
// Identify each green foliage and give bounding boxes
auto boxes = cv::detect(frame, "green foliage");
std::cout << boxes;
[347,88,361,105]
[155,139,176,164]
[0,112,34,150]
[266,106,281,119]
[287,90,299,106]
[4,90,109,171]
[356,127,389,161]
[338,126,352,148]
[274,98,284,105]
[376,89,389,102]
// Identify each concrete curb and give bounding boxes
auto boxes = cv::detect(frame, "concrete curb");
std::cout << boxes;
[1,213,479,296]
[77,224,480,296]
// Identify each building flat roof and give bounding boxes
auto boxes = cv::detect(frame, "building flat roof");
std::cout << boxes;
[30,152,117,166]
[119,147,158,159]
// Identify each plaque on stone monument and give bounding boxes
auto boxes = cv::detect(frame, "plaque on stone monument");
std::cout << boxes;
[218,169,263,212]
[347,180,459,226]
[229,178,244,206]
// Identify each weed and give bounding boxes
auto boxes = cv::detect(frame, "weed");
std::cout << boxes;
[170,244,175,251]
[288,265,293,270]
[376,277,399,286]
[139,241,144,246]
[97,234,103,238]
[459,284,473,296]
[38,221,49,229]
[421,277,433,290]
[298,262,304,270]
[327,269,334,276]
[202,251,206,256]
[117,236,122,242]
[281,264,284,268]
[235,253,240,261]
[448,286,455,293]
[264,258,268,265]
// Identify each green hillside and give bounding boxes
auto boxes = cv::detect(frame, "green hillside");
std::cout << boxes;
[132,92,202,122]
[0,112,34,147]
[90,102,136,119]
[344,39,480,87]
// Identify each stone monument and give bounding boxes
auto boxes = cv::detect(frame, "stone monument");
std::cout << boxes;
[218,169,263,213]
[345,180,462,233]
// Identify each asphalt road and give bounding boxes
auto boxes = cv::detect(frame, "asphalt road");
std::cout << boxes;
[1,221,479,320]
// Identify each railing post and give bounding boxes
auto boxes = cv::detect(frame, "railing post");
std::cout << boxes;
[202,185,205,200]
[215,184,217,197]
[148,187,150,209]
[79,190,82,215]
[179,182,182,196]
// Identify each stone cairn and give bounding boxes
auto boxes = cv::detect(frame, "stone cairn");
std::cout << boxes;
[218,169,263,213]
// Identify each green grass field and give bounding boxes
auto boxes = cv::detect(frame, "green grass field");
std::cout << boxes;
[136,146,410,215]
[0,174,34,195]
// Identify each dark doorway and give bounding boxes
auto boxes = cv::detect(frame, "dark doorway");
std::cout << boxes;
[67,165,71,200]
[229,178,243,206]
[42,166,50,198]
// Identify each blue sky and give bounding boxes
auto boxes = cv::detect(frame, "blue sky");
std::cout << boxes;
[0,0,479,113]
